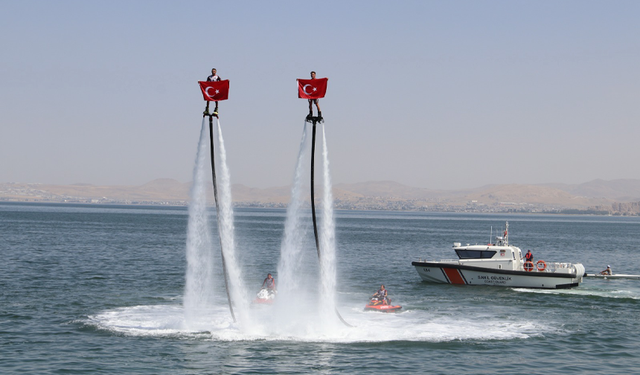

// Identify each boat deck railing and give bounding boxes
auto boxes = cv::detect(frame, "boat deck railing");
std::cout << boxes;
[540,262,577,273]
[415,258,459,263]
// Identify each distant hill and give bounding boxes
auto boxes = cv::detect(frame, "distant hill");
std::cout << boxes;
[464,184,611,207]
[333,180,471,200]
[541,179,640,202]
[0,179,193,203]
[2,178,639,213]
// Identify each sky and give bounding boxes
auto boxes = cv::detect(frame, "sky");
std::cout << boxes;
[1,1,639,190]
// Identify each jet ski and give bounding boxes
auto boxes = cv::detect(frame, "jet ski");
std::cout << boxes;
[364,297,402,313]
[253,288,276,304]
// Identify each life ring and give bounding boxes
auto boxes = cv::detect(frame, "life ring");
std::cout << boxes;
[536,260,546,271]
[524,261,534,272]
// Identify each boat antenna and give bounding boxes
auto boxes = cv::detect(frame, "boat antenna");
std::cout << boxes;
[504,221,509,246]
[490,226,493,245]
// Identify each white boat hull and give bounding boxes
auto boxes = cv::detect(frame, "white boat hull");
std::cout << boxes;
[412,261,584,289]
[585,274,640,280]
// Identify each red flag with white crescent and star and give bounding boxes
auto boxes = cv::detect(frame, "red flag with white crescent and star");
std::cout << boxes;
[198,80,230,101]
[297,78,328,99]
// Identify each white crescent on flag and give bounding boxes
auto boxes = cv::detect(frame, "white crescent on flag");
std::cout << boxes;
[303,84,314,95]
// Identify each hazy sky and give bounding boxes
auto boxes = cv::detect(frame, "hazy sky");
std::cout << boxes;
[2,1,639,190]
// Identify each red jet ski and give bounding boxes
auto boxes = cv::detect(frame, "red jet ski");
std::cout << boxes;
[364,297,402,313]
[253,288,276,304]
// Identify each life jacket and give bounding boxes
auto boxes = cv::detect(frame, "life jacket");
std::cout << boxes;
[263,278,275,288]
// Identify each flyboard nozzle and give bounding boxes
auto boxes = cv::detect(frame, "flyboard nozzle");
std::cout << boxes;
[305,115,323,124]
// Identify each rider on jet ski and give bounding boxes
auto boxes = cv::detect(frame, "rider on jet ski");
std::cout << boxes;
[373,285,390,305]
[262,273,276,292]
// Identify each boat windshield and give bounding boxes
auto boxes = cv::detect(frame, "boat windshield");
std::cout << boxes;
[455,249,496,259]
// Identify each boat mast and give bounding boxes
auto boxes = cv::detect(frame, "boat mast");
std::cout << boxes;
[504,221,509,246]
[490,226,493,245]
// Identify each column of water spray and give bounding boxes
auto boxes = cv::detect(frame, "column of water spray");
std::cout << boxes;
[214,119,250,325]
[183,119,216,328]
[319,124,339,329]
[276,123,313,320]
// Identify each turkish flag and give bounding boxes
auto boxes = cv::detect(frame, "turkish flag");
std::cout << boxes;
[198,80,230,101]
[297,78,328,99]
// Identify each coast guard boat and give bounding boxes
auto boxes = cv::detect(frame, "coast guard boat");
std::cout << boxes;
[411,222,585,289]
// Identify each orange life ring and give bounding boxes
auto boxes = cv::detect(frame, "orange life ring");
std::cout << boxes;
[536,260,546,271]
[524,261,534,272]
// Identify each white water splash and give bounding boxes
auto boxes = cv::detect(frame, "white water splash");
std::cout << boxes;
[318,124,339,330]
[183,119,216,329]
[182,119,344,336]
[514,286,640,299]
[214,118,251,327]
[269,122,326,335]
[88,304,552,342]
[277,122,312,294]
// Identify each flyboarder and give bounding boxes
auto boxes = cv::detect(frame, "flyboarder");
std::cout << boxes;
[307,71,322,121]
[205,68,221,117]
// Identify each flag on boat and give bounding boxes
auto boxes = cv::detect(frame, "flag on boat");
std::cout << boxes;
[198,80,230,101]
[297,78,328,99]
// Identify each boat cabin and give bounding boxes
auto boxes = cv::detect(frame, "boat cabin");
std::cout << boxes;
[452,242,524,271]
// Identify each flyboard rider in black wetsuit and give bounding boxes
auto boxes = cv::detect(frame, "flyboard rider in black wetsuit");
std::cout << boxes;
[205,68,221,116]
[307,71,322,121]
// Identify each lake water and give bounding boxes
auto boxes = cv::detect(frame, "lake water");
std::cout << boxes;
[2,202,640,374]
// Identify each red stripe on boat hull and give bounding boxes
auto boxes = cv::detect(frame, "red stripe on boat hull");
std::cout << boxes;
[443,268,466,285]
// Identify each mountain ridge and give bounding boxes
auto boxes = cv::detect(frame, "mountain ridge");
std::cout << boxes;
[2,178,639,213]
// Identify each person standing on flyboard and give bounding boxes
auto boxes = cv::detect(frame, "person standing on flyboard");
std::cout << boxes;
[307,71,322,121]
[205,68,221,117]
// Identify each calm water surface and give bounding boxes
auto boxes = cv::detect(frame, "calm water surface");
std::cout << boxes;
[1,202,640,374]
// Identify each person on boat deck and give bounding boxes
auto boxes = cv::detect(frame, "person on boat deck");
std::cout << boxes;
[524,250,534,263]
[262,273,276,291]
[374,285,389,305]
[600,265,612,275]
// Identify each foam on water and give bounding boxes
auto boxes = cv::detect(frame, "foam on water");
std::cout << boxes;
[514,286,640,299]
[87,304,552,342]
